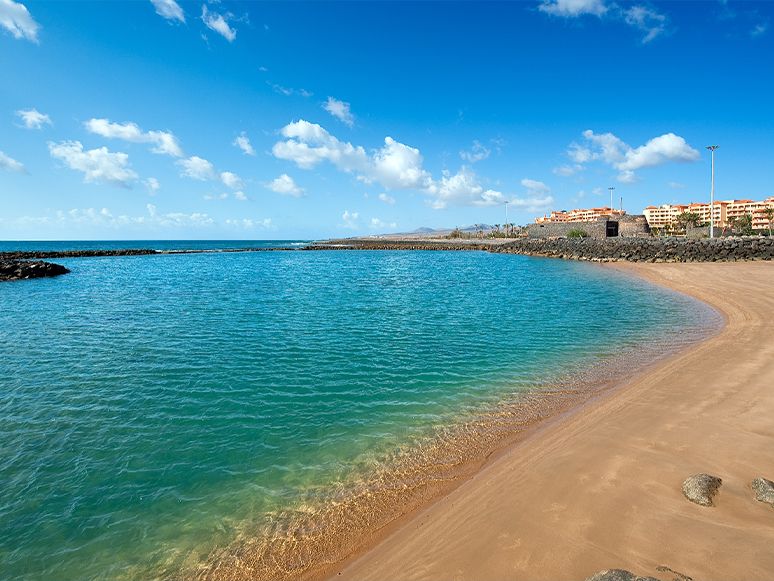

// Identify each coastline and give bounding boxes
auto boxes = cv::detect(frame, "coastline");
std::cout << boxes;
[188,258,717,581]
[326,262,774,581]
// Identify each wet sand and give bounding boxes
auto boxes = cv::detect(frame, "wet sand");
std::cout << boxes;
[330,262,774,581]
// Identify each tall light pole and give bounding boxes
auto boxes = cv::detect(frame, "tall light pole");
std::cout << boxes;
[608,187,615,216]
[504,201,508,237]
[707,145,719,238]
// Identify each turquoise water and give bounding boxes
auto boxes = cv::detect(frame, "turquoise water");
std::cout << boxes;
[0,245,717,580]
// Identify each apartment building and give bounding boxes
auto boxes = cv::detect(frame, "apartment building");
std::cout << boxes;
[535,210,568,223]
[535,207,625,224]
[643,197,774,230]
[642,204,689,228]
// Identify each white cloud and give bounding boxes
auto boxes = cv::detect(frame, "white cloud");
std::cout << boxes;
[577,189,587,198]
[623,5,667,43]
[85,118,185,157]
[233,131,256,155]
[151,0,185,23]
[265,173,307,198]
[273,120,432,189]
[538,0,608,18]
[0,0,39,43]
[667,181,686,189]
[490,137,508,154]
[268,82,312,97]
[581,130,629,165]
[48,141,138,188]
[235,191,248,200]
[322,97,355,127]
[201,5,235,42]
[552,164,584,177]
[567,142,593,164]
[616,170,642,184]
[616,133,701,171]
[220,171,245,190]
[142,177,160,194]
[340,210,360,229]
[425,167,507,209]
[0,150,27,173]
[370,217,397,230]
[175,157,243,191]
[506,179,555,213]
[147,204,215,228]
[273,120,508,209]
[177,155,218,181]
[568,130,700,183]
[379,193,396,204]
[204,193,228,200]
[751,23,768,37]
[592,187,605,196]
[460,141,490,163]
[539,0,668,43]
[16,108,52,129]
[226,218,273,229]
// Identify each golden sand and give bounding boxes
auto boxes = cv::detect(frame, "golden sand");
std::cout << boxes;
[330,262,774,581]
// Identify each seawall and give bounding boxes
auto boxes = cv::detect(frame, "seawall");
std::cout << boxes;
[310,236,774,262]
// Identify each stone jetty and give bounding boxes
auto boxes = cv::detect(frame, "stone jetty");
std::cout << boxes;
[0,259,70,282]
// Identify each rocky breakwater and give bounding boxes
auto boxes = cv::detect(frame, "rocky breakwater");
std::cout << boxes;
[0,249,158,260]
[1,259,70,282]
[493,236,774,263]
[304,238,512,251]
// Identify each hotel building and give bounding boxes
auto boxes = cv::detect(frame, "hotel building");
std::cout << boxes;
[643,197,774,230]
[535,207,625,224]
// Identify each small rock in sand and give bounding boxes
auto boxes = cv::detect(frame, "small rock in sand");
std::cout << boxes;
[586,569,658,581]
[682,474,722,507]
[751,478,774,506]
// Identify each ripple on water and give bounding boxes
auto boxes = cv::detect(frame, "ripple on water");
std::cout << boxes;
[0,248,719,580]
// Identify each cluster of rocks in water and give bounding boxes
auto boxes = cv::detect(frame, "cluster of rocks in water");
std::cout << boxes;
[310,236,774,262]
[0,249,158,282]
[0,259,70,282]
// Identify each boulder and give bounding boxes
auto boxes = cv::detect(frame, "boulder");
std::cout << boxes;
[682,474,722,507]
[751,477,774,506]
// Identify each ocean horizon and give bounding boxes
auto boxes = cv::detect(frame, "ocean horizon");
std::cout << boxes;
[0,242,720,579]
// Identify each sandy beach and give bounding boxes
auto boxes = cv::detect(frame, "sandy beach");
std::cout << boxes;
[329,262,774,581]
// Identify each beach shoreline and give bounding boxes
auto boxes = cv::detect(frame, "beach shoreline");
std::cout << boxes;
[325,262,774,581]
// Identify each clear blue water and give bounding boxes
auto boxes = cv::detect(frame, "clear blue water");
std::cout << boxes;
[0,243,718,580]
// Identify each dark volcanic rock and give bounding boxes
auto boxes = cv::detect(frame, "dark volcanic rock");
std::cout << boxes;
[0,259,70,282]
[310,236,774,263]
[0,248,157,260]
[751,477,774,506]
[682,474,722,507]
[586,569,659,581]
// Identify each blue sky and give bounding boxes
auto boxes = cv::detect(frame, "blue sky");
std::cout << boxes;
[1,0,772,240]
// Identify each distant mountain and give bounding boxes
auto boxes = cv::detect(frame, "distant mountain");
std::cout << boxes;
[378,224,496,238]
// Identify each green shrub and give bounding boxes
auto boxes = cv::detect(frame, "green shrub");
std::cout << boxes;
[567,228,588,238]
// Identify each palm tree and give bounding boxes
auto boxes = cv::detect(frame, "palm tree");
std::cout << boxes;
[724,215,737,236]
[765,208,774,237]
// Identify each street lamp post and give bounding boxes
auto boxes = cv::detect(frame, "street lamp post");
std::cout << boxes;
[505,201,508,237]
[707,145,719,238]
[608,187,615,217]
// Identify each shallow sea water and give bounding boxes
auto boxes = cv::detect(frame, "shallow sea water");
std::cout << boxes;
[0,245,719,580]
